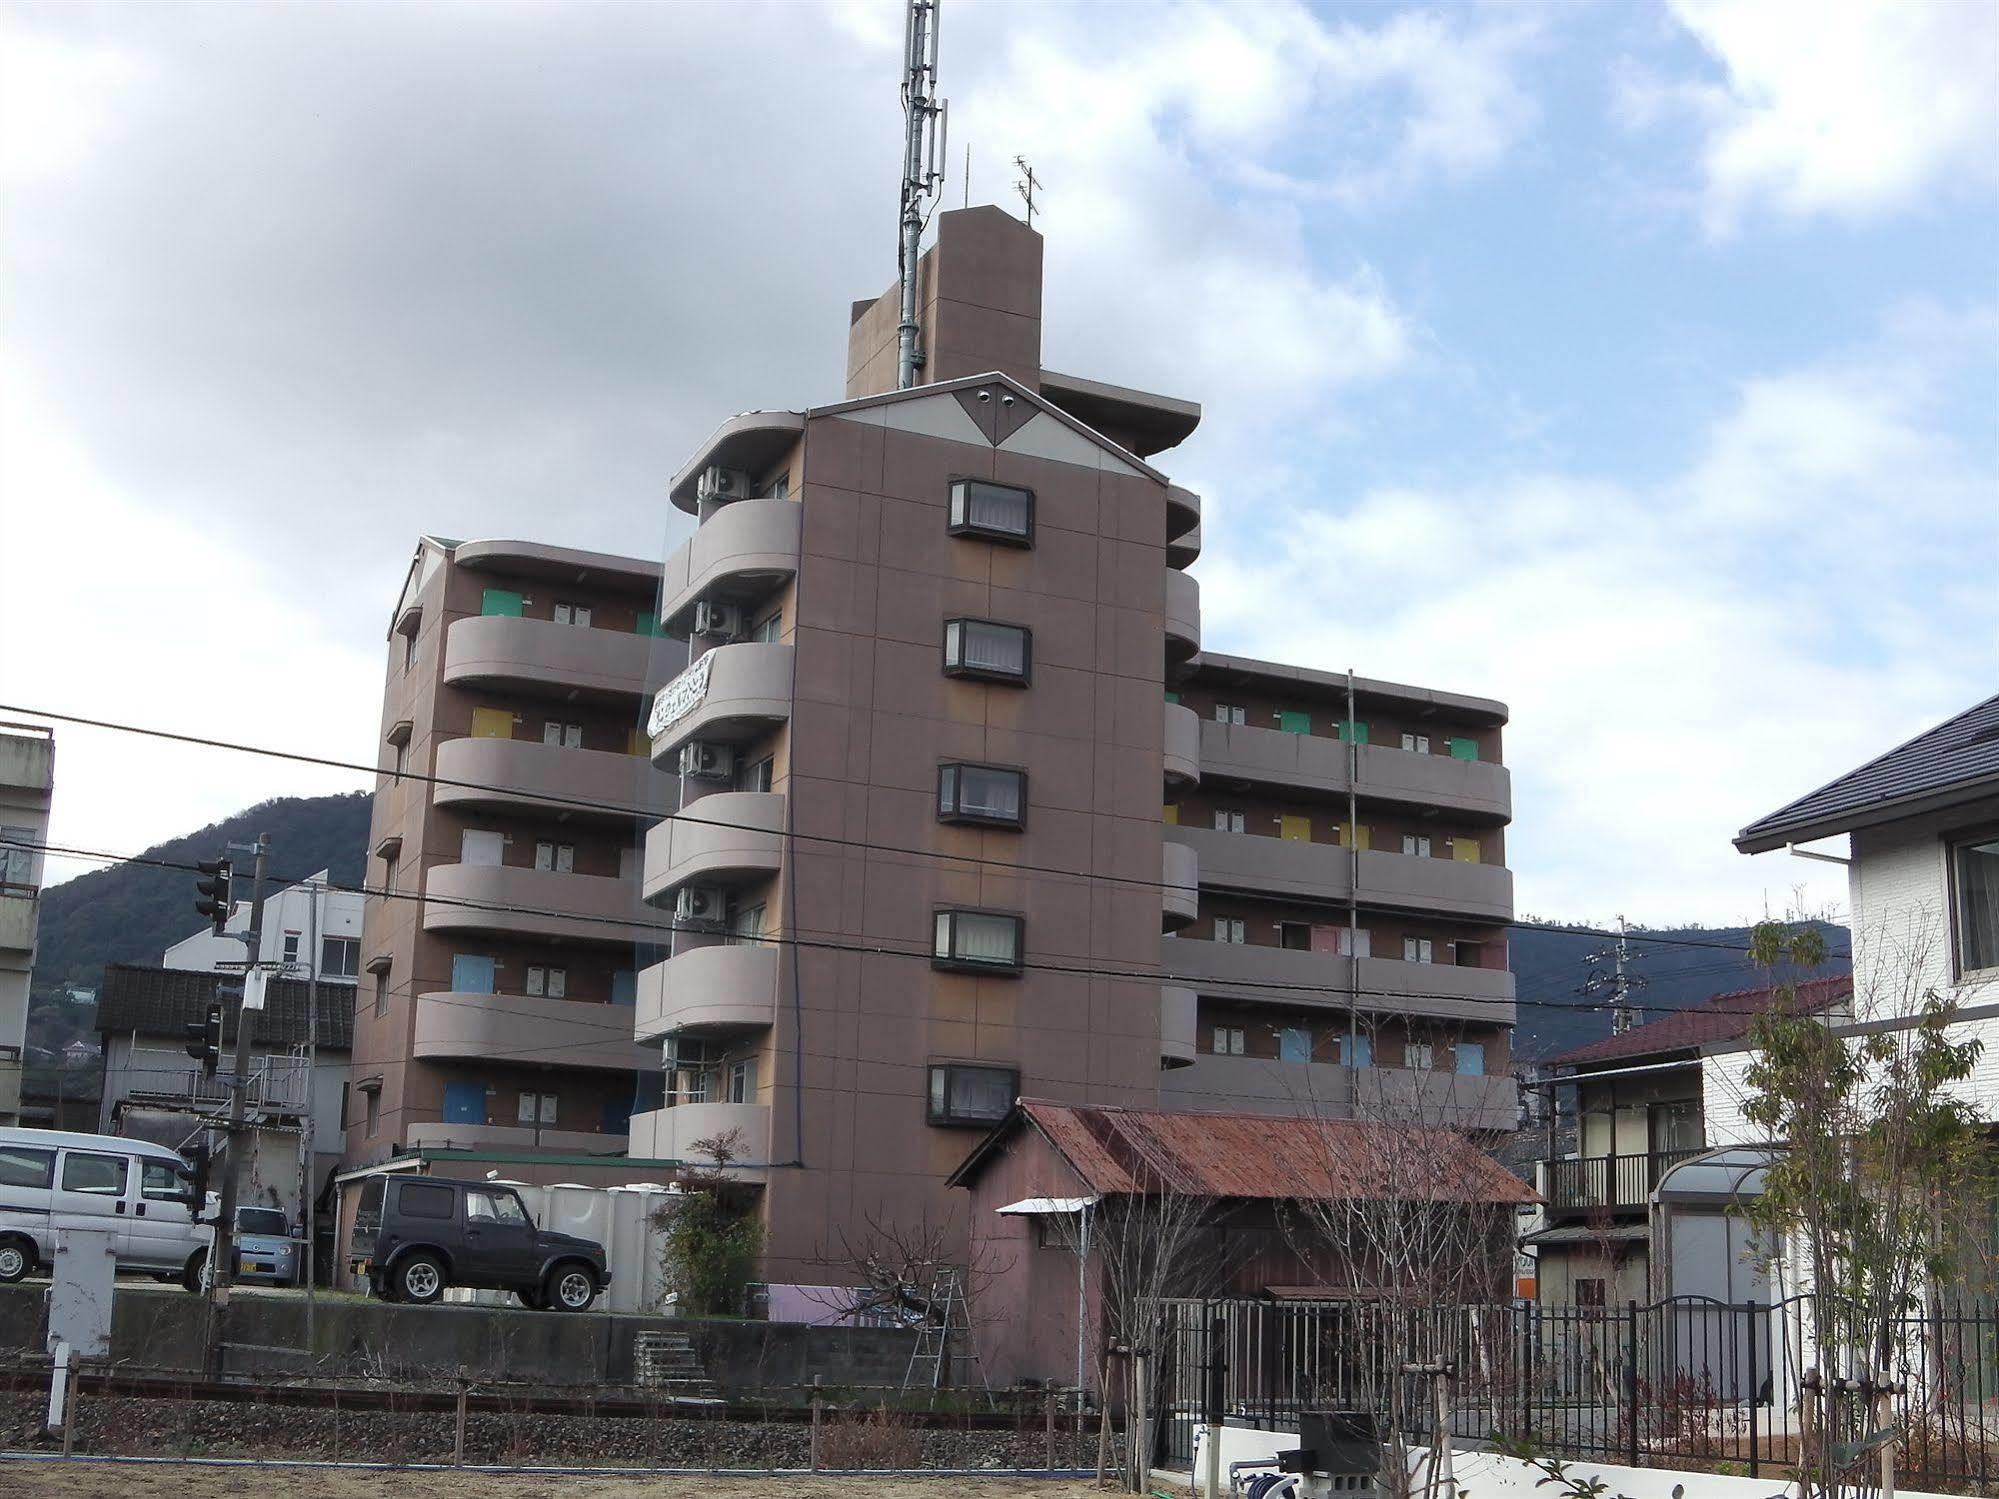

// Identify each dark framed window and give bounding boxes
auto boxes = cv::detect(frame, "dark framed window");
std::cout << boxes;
[1953,830,1999,976]
[932,908,1024,973]
[938,763,1026,828]
[943,619,1030,684]
[927,1063,1019,1127]
[398,1181,456,1220]
[0,1147,53,1190]
[948,479,1034,545]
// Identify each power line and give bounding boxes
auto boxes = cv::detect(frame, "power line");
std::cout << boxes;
[13,834,1830,1025]
[0,700,1772,957]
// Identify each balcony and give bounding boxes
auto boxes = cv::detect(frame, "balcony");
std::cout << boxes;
[433,736,677,824]
[1161,1053,1517,1132]
[442,614,658,702]
[413,991,656,1073]
[0,1053,21,1121]
[1165,485,1201,538]
[422,863,667,947]
[1165,937,1516,1024]
[1162,841,1199,930]
[642,791,785,903]
[1163,825,1511,920]
[1163,702,1200,786]
[1199,721,1512,822]
[1356,849,1512,922]
[627,1101,770,1177]
[0,894,37,954]
[634,942,778,1043]
[659,498,801,626]
[120,1047,310,1116]
[648,642,795,763]
[1168,522,1201,570]
[1542,1150,1705,1221]
[1165,569,1201,662]
[0,725,54,796]
[668,411,806,513]
[1160,985,1198,1068]
[405,1122,623,1155]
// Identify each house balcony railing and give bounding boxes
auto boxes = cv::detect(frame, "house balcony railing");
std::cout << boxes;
[1542,1148,1704,1220]
[120,1048,312,1117]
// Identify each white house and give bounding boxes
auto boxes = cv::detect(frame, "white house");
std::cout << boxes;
[163,867,364,983]
[1720,692,1999,1137]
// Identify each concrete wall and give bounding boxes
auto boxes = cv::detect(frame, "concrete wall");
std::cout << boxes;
[0,1284,914,1390]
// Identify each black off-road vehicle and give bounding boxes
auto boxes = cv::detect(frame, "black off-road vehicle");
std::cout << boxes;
[350,1175,609,1311]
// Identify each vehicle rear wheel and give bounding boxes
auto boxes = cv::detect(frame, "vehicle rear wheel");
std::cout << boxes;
[0,1237,34,1284]
[394,1252,446,1305]
[545,1262,596,1313]
[180,1249,207,1294]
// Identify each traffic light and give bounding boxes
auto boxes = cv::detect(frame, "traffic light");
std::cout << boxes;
[184,1002,222,1077]
[184,1139,212,1218]
[193,858,232,936]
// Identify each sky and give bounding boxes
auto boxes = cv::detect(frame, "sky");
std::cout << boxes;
[0,0,1993,930]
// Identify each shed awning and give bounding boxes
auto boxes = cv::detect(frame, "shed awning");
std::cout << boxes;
[996,1196,1098,1215]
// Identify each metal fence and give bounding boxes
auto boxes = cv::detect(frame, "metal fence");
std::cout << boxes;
[1154,1295,1999,1494]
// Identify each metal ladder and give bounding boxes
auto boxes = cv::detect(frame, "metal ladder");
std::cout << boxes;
[901,1267,991,1400]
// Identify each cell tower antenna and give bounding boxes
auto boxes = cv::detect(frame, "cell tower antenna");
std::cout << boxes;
[1013,156,1042,227]
[895,0,948,390]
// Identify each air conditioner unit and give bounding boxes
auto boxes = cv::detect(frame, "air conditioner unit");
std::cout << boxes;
[697,466,751,504]
[674,884,726,926]
[678,741,735,781]
[692,600,743,641]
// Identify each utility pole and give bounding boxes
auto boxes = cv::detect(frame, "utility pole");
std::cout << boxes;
[208,834,269,1336]
[1585,914,1645,1035]
[1013,156,1042,227]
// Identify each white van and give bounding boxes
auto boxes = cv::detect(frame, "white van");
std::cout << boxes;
[0,1128,212,1290]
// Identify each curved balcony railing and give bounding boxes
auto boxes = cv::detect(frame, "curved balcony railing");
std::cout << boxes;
[642,791,785,903]
[433,736,675,823]
[648,642,795,764]
[627,1101,771,1174]
[633,942,779,1044]
[413,990,654,1073]
[1165,569,1201,663]
[659,498,802,627]
[1164,701,1200,786]
[421,863,664,947]
[1165,935,1516,1024]
[1160,984,1198,1069]
[1162,840,1199,930]
[442,614,657,702]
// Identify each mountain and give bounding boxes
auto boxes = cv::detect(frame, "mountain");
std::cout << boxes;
[27,789,1848,1067]
[33,792,372,997]
[1506,918,1851,1062]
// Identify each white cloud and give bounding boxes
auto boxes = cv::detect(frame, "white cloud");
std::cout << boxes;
[1196,311,1996,925]
[1662,0,1999,233]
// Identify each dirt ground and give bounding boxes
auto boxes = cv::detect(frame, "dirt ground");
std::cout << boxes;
[0,1463,1122,1499]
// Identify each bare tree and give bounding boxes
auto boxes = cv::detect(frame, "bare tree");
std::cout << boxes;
[805,1204,1013,1379]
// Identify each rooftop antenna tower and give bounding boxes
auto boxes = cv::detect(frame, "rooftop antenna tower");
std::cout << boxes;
[1013,156,1042,227]
[896,0,948,390]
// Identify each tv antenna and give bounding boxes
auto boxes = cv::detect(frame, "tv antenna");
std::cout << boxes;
[895,0,948,390]
[1013,156,1042,227]
[1582,914,1648,1035]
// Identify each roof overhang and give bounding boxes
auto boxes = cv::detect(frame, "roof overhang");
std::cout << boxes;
[1037,368,1201,457]
[1735,773,1999,853]
[450,539,660,591]
[996,1195,1098,1215]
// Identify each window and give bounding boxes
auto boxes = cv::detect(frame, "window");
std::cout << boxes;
[383,857,398,896]
[281,933,300,965]
[525,965,567,999]
[535,842,575,873]
[1406,1041,1435,1070]
[1455,1041,1486,1076]
[399,1182,455,1219]
[932,909,1024,972]
[727,1058,757,1104]
[61,1152,127,1196]
[751,611,783,643]
[738,756,774,794]
[1446,737,1479,761]
[729,904,766,945]
[1214,917,1245,944]
[471,1188,530,1226]
[552,602,593,627]
[1277,711,1310,735]
[926,1063,1018,1127]
[1214,704,1246,726]
[948,478,1034,544]
[1403,937,1435,964]
[1650,1099,1705,1155]
[763,473,791,500]
[938,764,1026,828]
[942,619,1030,683]
[237,1207,288,1236]
[1338,1032,1372,1068]
[373,970,390,1017]
[611,970,637,1006]
[1211,1026,1245,1056]
[1452,940,1485,968]
[1213,809,1246,834]
[1402,834,1431,857]
[543,721,583,748]
[141,1160,189,1202]
[1576,1277,1606,1310]
[0,1147,53,1189]
[1278,1028,1312,1063]
[321,937,360,979]
[392,741,408,783]
[1954,834,1999,974]
[517,1091,559,1126]
[403,632,418,672]
[0,826,37,891]
[1401,733,1429,754]
[364,1089,380,1136]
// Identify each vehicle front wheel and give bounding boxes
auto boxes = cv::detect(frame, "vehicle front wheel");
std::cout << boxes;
[394,1252,446,1305]
[180,1249,207,1294]
[544,1263,597,1313]
[0,1237,34,1284]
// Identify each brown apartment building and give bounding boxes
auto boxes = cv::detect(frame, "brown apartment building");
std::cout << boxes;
[339,206,1515,1287]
